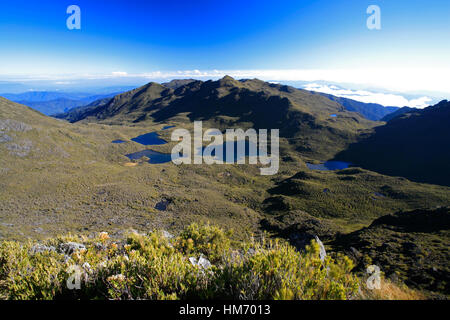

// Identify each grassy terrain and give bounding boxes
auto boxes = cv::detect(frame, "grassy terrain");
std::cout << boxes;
[336,100,450,186]
[333,207,450,298]
[1,78,450,299]
[264,167,449,224]
[0,223,423,300]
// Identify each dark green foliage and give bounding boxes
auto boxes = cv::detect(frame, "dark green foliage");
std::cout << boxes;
[0,224,360,300]
[333,207,450,296]
[381,107,415,122]
[316,92,399,121]
[336,100,450,186]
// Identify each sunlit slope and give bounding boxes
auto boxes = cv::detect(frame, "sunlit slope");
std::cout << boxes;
[0,98,266,240]
[59,76,379,159]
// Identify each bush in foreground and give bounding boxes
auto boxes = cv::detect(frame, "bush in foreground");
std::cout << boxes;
[0,223,415,300]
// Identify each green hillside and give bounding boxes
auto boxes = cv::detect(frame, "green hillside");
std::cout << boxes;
[1,80,450,298]
[59,76,378,159]
[336,100,450,186]
[315,92,399,121]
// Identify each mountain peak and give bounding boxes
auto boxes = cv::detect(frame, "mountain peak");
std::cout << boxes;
[218,75,240,87]
[221,75,235,81]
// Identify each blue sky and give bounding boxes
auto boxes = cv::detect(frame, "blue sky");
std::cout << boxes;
[0,0,449,99]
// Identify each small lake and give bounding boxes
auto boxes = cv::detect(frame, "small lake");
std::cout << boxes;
[126,150,180,164]
[162,125,175,130]
[306,161,351,171]
[125,140,270,165]
[112,139,127,144]
[131,132,167,146]
[330,114,337,118]
[155,199,170,211]
[199,140,269,163]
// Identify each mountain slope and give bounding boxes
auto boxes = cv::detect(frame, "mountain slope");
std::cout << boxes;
[380,106,415,122]
[2,92,123,115]
[58,76,378,159]
[54,97,113,122]
[314,92,399,121]
[16,98,88,115]
[336,100,450,186]
[162,79,197,89]
[0,97,270,240]
[333,207,450,296]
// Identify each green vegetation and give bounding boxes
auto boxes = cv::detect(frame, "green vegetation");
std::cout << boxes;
[1,78,449,300]
[333,207,450,298]
[265,167,450,223]
[0,223,361,300]
[336,100,450,186]
[59,76,379,160]
[315,92,399,121]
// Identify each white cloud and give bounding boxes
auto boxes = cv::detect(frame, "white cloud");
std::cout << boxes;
[111,71,128,77]
[1,68,448,103]
[54,81,73,85]
[2,68,447,89]
[302,83,432,109]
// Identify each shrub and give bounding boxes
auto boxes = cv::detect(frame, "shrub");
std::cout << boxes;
[175,223,232,263]
[0,223,374,300]
[211,239,359,300]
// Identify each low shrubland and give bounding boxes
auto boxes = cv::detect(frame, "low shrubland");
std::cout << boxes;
[0,223,424,300]
[0,223,364,300]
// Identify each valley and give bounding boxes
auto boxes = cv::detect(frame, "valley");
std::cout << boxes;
[0,77,449,298]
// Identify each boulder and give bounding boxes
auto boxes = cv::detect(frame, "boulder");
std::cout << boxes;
[59,242,86,255]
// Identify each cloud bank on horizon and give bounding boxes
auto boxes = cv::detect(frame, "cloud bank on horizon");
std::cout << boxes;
[1,68,445,108]
[302,83,432,109]
[1,0,449,105]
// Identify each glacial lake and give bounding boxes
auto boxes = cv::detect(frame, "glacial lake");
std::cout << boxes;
[306,161,351,171]
[162,125,176,130]
[125,140,271,165]
[131,132,167,146]
[125,150,180,164]
[199,140,269,163]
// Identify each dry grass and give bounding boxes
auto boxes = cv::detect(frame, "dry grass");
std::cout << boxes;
[123,162,139,167]
[359,278,426,300]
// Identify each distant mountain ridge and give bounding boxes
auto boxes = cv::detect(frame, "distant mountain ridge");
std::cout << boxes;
[54,97,113,122]
[312,92,399,121]
[57,76,378,159]
[1,91,125,115]
[380,106,416,122]
[336,100,450,186]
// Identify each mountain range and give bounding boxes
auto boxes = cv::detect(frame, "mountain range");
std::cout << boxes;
[1,76,449,297]
[336,100,450,186]
[315,92,400,121]
[0,91,125,115]
[57,76,379,159]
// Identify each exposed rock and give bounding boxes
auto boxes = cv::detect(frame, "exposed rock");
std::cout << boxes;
[59,242,86,255]
[0,119,32,132]
[30,244,56,254]
[0,133,12,143]
[6,140,33,157]
[314,235,327,262]
[161,230,174,239]
[189,256,212,269]
[198,256,212,269]
[188,257,197,266]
